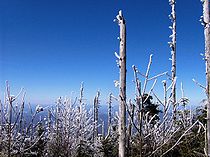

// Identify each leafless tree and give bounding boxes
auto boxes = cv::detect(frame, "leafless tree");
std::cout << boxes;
[93,91,100,141]
[201,0,210,155]
[107,93,113,133]
[115,10,127,157]
[0,82,46,157]
[169,0,177,118]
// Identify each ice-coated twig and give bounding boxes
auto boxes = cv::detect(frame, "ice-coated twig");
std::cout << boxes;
[166,77,176,92]
[21,132,45,153]
[161,120,201,156]
[149,127,181,156]
[181,82,184,98]
[142,54,153,94]
[126,102,141,133]
[115,51,120,59]
[152,91,164,106]
[111,94,119,101]
[13,88,24,102]
[132,65,141,97]
[192,78,206,90]
[148,72,168,81]
[143,79,157,104]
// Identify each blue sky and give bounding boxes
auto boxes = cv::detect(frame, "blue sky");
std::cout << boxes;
[0,0,206,105]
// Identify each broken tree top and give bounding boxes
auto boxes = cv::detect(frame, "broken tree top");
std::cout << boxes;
[115,10,125,25]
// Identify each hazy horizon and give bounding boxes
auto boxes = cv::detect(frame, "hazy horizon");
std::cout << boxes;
[0,0,206,105]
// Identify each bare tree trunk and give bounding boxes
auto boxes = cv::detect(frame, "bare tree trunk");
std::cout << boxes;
[127,100,134,157]
[8,102,12,157]
[107,93,112,132]
[19,99,25,133]
[6,82,12,157]
[79,82,84,140]
[202,0,210,155]
[163,80,167,143]
[127,100,134,141]
[0,101,2,147]
[55,97,61,152]
[47,110,51,136]
[132,65,143,157]
[102,121,105,138]
[116,10,127,157]
[169,0,177,118]
[47,109,51,156]
[93,91,100,140]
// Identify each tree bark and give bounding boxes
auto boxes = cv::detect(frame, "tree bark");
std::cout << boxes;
[108,93,112,132]
[169,0,177,118]
[93,91,100,140]
[132,65,143,157]
[6,82,12,157]
[116,10,127,157]
[127,100,134,157]
[202,0,210,155]
[8,100,12,157]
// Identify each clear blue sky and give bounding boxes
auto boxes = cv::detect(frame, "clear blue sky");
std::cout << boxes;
[0,0,206,105]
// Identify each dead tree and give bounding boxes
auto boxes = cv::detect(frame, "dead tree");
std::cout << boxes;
[127,100,135,157]
[169,0,177,118]
[132,65,143,157]
[93,91,100,140]
[132,56,167,157]
[6,82,13,157]
[107,93,112,132]
[115,10,127,157]
[79,82,84,140]
[201,0,210,155]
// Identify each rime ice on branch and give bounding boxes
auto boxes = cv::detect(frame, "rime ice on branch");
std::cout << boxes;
[168,0,177,118]
[114,10,127,157]
[201,0,210,155]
